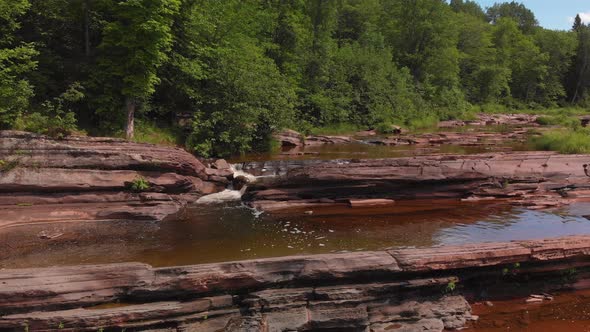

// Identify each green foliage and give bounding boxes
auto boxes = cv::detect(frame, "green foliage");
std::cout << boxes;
[308,123,361,136]
[129,176,150,192]
[408,115,439,130]
[444,279,457,293]
[486,1,538,33]
[532,128,590,154]
[0,0,37,129]
[14,83,82,138]
[1,0,589,157]
[0,159,19,172]
[94,0,181,136]
[375,122,400,135]
[501,262,522,276]
[183,1,296,158]
[535,115,580,128]
[131,120,182,146]
[560,267,578,284]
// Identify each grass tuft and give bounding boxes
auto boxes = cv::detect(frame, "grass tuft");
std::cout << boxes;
[531,129,590,154]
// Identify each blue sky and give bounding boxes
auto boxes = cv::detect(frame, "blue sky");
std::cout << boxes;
[473,0,590,30]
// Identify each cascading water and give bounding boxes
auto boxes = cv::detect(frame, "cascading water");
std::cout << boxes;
[196,164,266,204]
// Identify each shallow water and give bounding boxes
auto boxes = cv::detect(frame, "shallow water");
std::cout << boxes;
[229,125,533,163]
[229,142,530,163]
[467,289,590,332]
[2,200,589,269]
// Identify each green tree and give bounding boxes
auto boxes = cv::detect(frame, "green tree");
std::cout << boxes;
[450,0,487,21]
[456,11,510,103]
[569,24,590,104]
[492,18,548,105]
[95,0,180,139]
[382,0,464,118]
[0,0,37,128]
[534,29,577,105]
[158,0,296,157]
[486,1,538,34]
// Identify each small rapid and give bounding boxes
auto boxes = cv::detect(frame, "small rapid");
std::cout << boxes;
[196,164,271,204]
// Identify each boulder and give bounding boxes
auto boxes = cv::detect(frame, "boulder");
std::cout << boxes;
[273,129,303,147]
[212,158,231,170]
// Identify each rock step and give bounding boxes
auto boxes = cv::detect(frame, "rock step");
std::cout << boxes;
[243,152,590,211]
[0,131,229,227]
[2,236,590,323]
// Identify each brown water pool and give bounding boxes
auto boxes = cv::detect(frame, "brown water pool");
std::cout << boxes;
[467,289,590,332]
[2,199,590,269]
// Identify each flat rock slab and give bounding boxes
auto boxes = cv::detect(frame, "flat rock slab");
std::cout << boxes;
[0,131,228,228]
[389,242,532,272]
[349,199,395,208]
[2,235,590,330]
[244,152,590,211]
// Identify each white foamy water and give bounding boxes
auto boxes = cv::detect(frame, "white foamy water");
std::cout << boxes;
[196,189,244,204]
[196,164,262,204]
[231,165,258,182]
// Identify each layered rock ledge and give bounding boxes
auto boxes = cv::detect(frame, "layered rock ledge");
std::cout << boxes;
[242,151,590,211]
[2,235,590,331]
[0,131,228,229]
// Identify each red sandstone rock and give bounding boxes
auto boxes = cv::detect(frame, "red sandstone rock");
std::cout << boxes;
[244,152,590,211]
[304,135,359,145]
[0,131,225,228]
[2,236,590,331]
[349,199,395,208]
[273,129,303,147]
[389,242,532,272]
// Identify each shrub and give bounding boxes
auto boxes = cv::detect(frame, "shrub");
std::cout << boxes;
[375,122,402,135]
[14,83,82,138]
[130,120,182,146]
[531,128,590,154]
[129,176,150,192]
[0,159,19,172]
[407,115,439,130]
[308,123,361,136]
[535,115,580,129]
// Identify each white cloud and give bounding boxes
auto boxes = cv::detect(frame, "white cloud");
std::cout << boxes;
[569,12,590,25]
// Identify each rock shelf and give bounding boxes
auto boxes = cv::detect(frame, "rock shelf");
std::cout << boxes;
[2,235,590,331]
[243,151,590,211]
[0,131,229,230]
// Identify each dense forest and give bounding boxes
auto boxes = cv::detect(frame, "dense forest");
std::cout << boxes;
[1,0,590,157]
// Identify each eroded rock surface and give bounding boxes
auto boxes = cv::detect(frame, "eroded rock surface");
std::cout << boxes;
[0,131,227,229]
[3,235,590,331]
[243,152,590,211]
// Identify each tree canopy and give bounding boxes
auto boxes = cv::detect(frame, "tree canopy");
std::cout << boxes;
[1,0,590,156]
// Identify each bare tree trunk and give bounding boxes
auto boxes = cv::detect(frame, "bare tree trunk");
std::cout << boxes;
[126,98,136,140]
[84,0,90,56]
[572,32,589,103]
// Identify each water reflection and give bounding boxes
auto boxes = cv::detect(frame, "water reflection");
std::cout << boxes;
[2,200,589,268]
